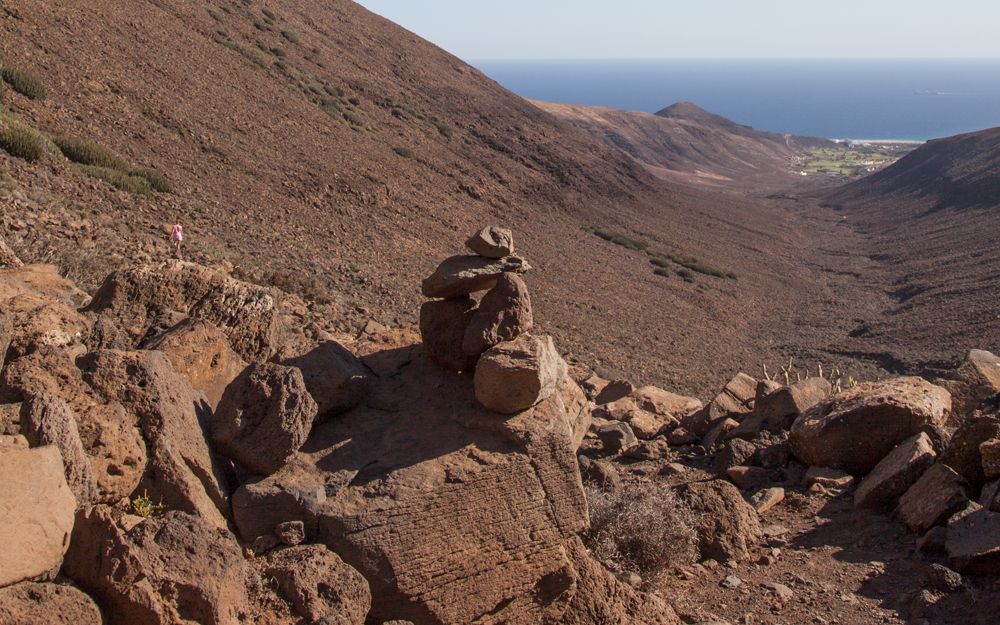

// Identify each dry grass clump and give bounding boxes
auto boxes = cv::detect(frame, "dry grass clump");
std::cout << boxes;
[0,67,47,100]
[129,167,173,193]
[78,165,153,199]
[584,482,699,582]
[53,136,127,170]
[0,125,43,163]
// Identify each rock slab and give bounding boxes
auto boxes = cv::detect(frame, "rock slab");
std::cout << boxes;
[20,394,99,510]
[0,582,103,625]
[899,463,970,533]
[422,254,530,298]
[475,334,568,414]
[854,432,937,511]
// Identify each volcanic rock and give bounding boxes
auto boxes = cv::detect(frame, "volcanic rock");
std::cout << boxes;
[594,380,636,405]
[142,317,248,411]
[982,438,1000,480]
[579,456,621,491]
[462,273,533,356]
[275,520,307,547]
[0,265,91,362]
[0,445,76,588]
[926,564,964,593]
[946,502,1000,574]
[756,377,831,430]
[276,338,373,422]
[0,582,103,625]
[419,296,479,372]
[717,439,759,476]
[212,362,317,476]
[682,373,757,437]
[266,545,371,625]
[854,432,937,511]
[20,394,99,509]
[465,226,515,259]
[727,466,775,491]
[421,254,530,298]
[474,333,567,414]
[623,438,672,461]
[632,385,703,418]
[702,418,740,451]
[938,416,1000,490]
[64,506,252,624]
[788,377,951,475]
[674,479,762,563]
[595,422,638,455]
[940,349,1000,416]
[802,467,854,489]
[595,397,673,439]
[899,463,970,533]
[751,487,785,515]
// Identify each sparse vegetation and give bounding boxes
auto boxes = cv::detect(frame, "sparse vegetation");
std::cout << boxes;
[393,146,413,158]
[206,8,225,23]
[131,490,167,517]
[343,110,364,126]
[261,8,276,21]
[348,96,361,106]
[271,47,286,57]
[0,66,47,100]
[588,226,648,252]
[585,483,698,583]
[129,167,173,193]
[78,165,153,199]
[53,136,127,170]
[281,30,299,43]
[433,120,453,139]
[0,125,43,163]
[653,267,671,278]
[215,37,267,67]
[677,269,695,283]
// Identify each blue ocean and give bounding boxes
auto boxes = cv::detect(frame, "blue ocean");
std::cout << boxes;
[470,59,1000,142]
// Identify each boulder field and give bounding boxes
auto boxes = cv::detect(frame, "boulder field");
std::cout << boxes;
[2,228,1000,624]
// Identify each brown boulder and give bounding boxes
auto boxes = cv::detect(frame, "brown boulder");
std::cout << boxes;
[0,582,103,625]
[0,445,76,587]
[265,545,371,625]
[0,265,91,362]
[20,394,99,509]
[83,260,284,362]
[419,296,479,372]
[982,438,1000,480]
[674,479,762,563]
[142,317,248,411]
[462,273,533,356]
[631,385,703,418]
[79,350,229,526]
[64,506,251,625]
[421,254,530,298]
[275,338,372,422]
[701,418,740,451]
[212,363,317,476]
[474,334,568,414]
[594,397,673,440]
[788,377,951,475]
[465,226,515,259]
[854,432,937,511]
[947,502,1000,574]
[938,416,1000,490]
[681,373,757,437]
[756,377,832,430]
[579,374,610,401]
[594,379,635,405]
[898,463,970,533]
[579,456,621,491]
[941,349,1000,416]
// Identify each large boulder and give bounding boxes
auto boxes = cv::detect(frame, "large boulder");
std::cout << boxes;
[83,260,284,362]
[20,394,99,509]
[79,350,229,526]
[275,338,372,422]
[0,582,103,625]
[462,273,533,357]
[681,373,756,437]
[474,334,568,414]
[64,506,252,625]
[265,545,371,625]
[465,226,515,259]
[419,296,479,372]
[234,331,603,624]
[898,463,970,533]
[142,317,248,411]
[854,432,937,511]
[0,264,91,362]
[938,416,1000,491]
[938,349,1000,417]
[673,479,762,563]
[212,362,317,476]
[947,502,1000,574]
[0,443,77,587]
[788,377,951,475]
[421,254,531,298]
[756,377,832,430]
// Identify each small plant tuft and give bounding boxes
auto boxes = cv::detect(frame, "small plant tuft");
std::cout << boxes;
[433,120,453,139]
[281,30,299,43]
[348,96,360,106]
[262,8,276,20]
[53,136,127,170]
[677,269,695,283]
[131,490,167,517]
[0,67,47,100]
[129,168,174,193]
[0,125,43,163]
[653,267,671,278]
[392,146,413,158]
[78,165,153,199]
[590,227,648,251]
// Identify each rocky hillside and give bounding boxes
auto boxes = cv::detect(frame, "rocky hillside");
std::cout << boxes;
[533,100,833,187]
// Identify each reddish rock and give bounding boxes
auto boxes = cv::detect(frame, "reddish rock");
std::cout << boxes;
[727,466,775,491]
[465,226,515,259]
[595,397,673,440]
[579,374,610,401]
[802,466,854,489]
[474,334,567,414]
[419,296,479,372]
[276,339,372,422]
[623,438,672,461]
[682,373,757,437]
[947,502,1000,574]
[0,445,77,587]
[751,487,785,515]
[0,266,91,362]
[727,413,765,441]
[716,438,759,476]
[595,422,638,455]
[579,456,621,491]
[143,317,248,411]
[674,479,762,563]
[212,362,317,476]
[421,254,530,298]
[899,463,970,533]
[0,582,103,625]
[632,385,703,419]
[594,380,636,405]
[938,416,1000,490]
[701,417,739,451]
[981,439,1000,480]
[940,349,1000,416]
[266,545,371,625]
[669,428,699,446]
[756,377,831,430]
[462,273,533,356]
[788,377,951,475]
[20,394,99,509]
[855,432,937,511]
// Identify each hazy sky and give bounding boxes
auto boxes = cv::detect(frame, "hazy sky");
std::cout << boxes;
[354,1,1000,60]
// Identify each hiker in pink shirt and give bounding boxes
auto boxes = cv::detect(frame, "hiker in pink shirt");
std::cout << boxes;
[170,220,183,257]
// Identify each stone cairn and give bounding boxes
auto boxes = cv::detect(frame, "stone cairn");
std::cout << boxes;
[420,226,568,413]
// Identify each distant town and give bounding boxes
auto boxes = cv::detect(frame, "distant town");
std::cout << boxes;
[790,140,921,177]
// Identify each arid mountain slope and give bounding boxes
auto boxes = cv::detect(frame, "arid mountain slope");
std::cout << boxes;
[533,100,833,187]
[819,127,1000,374]
[0,0,887,395]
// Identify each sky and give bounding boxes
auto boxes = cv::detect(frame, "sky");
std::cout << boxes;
[353,1,1000,60]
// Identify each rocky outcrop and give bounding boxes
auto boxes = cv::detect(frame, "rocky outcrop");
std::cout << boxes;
[0,442,77,588]
[64,507,252,625]
[84,260,284,362]
[475,334,568,414]
[0,265,91,362]
[674,479,762,563]
[898,463,969,533]
[938,349,1000,417]
[938,416,1000,490]
[142,317,248,411]
[946,502,1000,574]
[788,377,951,475]
[20,394,99,509]
[211,363,317,476]
[0,582,104,625]
[755,377,831,430]
[265,545,371,625]
[681,373,756,437]
[421,254,530,298]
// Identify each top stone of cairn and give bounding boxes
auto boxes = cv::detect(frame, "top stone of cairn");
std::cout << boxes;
[465,226,514,259]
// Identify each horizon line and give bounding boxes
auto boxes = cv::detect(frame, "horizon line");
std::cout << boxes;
[468,56,1000,62]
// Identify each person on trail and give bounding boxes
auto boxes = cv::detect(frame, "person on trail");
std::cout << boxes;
[170,219,183,258]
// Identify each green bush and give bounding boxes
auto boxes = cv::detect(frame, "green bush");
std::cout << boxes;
[0,67,47,100]
[78,165,152,198]
[433,120,453,139]
[348,96,360,106]
[653,267,671,278]
[343,110,363,126]
[281,30,299,43]
[129,168,173,193]
[592,227,648,251]
[262,8,276,20]
[677,269,695,283]
[0,126,43,162]
[393,146,413,158]
[215,37,266,67]
[271,47,287,57]
[207,8,225,23]
[53,136,126,170]
[650,257,671,269]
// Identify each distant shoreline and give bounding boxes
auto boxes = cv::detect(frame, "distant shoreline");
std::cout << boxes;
[851,139,926,145]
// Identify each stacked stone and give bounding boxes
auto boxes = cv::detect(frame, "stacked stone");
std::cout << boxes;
[420,227,568,414]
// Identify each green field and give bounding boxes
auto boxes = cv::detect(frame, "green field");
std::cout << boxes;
[795,143,911,176]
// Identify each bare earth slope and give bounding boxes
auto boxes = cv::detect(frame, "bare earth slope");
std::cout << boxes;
[819,127,1000,375]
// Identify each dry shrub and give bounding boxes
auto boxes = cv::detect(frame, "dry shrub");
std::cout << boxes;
[54,136,127,170]
[0,67,46,100]
[584,482,698,582]
[0,125,43,163]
